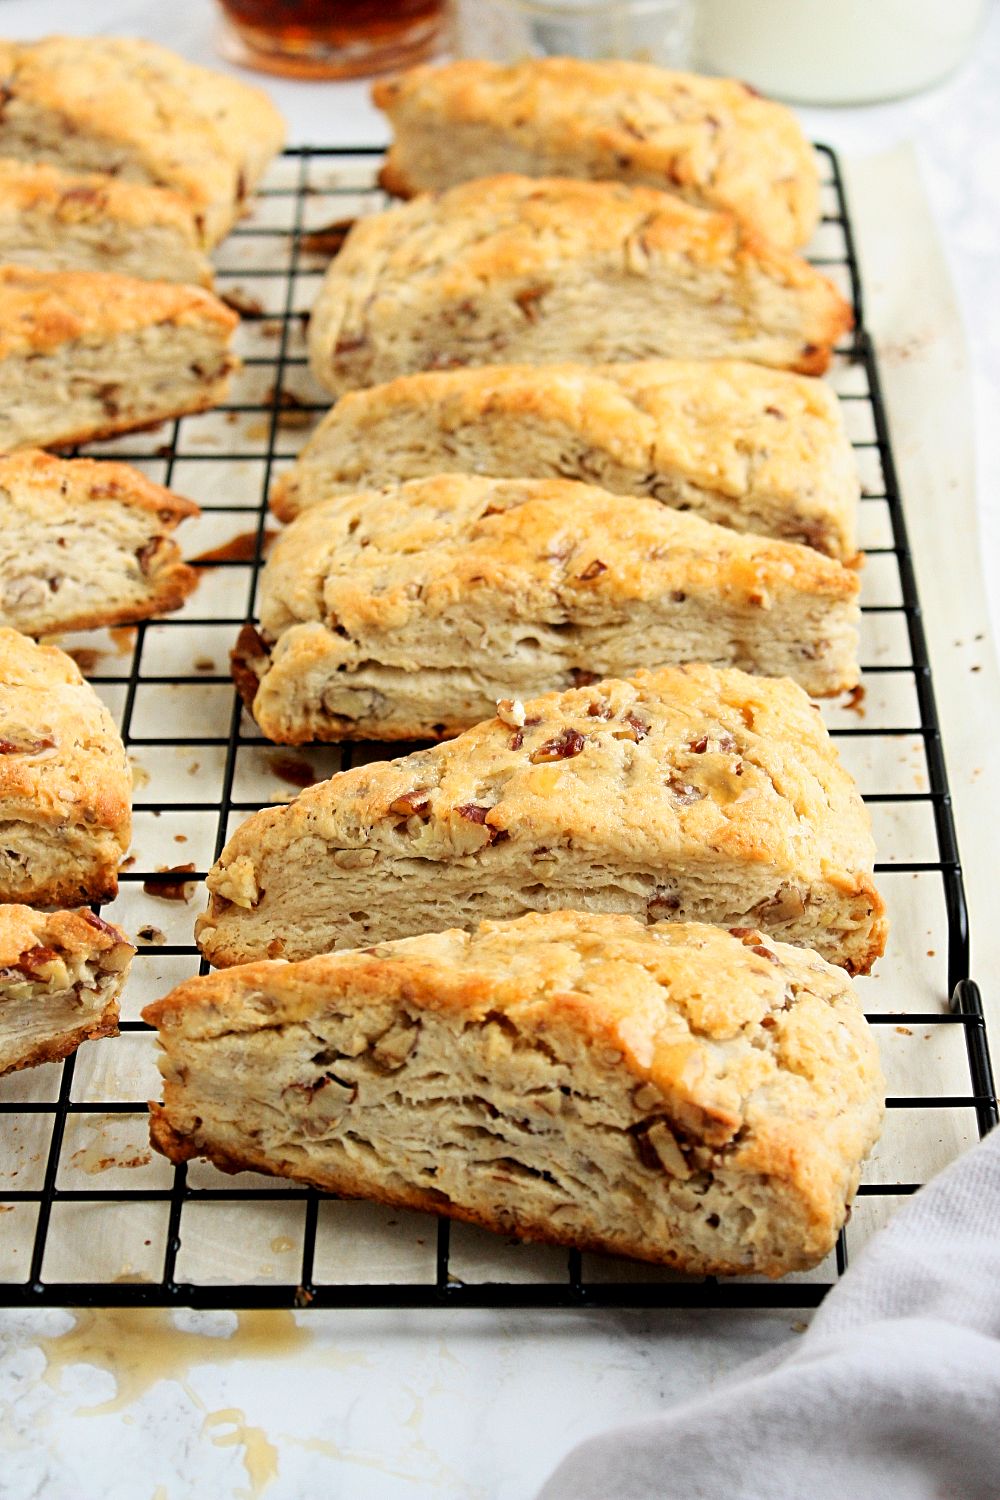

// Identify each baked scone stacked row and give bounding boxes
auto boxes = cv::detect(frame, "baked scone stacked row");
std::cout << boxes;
[142,60,888,1281]
[0,38,288,1076]
[0,34,285,451]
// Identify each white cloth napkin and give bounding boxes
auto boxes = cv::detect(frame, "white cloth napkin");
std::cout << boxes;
[538,1126,1000,1500]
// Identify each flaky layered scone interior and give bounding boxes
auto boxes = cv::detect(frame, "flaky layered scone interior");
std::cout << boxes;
[0,628,132,906]
[0,904,133,1075]
[271,359,861,563]
[198,664,886,975]
[374,57,821,249]
[308,176,852,396]
[0,266,239,452]
[239,473,860,744]
[149,913,885,1277]
[0,448,200,636]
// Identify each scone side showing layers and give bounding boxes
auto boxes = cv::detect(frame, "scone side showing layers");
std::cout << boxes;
[307,176,853,395]
[197,665,886,975]
[0,157,214,285]
[0,35,286,246]
[0,904,133,1075]
[241,474,860,742]
[0,448,200,635]
[0,266,239,451]
[271,360,860,563]
[374,58,820,249]
[148,914,885,1277]
[0,628,132,905]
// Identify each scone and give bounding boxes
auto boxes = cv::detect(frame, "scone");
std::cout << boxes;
[0,35,285,246]
[375,58,820,249]
[308,177,851,395]
[0,448,200,635]
[148,912,885,1277]
[0,903,132,1075]
[0,628,132,905]
[238,474,860,743]
[197,664,886,974]
[0,158,213,285]
[271,360,860,561]
[0,266,239,451]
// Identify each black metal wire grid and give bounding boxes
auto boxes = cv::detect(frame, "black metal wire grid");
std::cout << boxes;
[0,145,995,1309]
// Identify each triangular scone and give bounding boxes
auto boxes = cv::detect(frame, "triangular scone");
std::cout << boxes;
[0,266,238,452]
[238,474,860,744]
[0,449,200,635]
[149,913,885,1277]
[197,664,886,974]
[307,176,852,397]
[0,628,132,905]
[374,58,820,249]
[0,36,285,246]
[271,359,860,564]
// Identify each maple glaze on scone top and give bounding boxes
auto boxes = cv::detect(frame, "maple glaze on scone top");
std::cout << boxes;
[374,58,820,248]
[0,447,199,524]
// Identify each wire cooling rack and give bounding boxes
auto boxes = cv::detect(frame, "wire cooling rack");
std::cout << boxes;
[0,146,995,1309]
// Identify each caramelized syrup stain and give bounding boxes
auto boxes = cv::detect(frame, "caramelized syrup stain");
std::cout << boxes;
[193,530,278,566]
[268,754,319,789]
[842,684,866,717]
[204,1408,279,1497]
[142,863,198,902]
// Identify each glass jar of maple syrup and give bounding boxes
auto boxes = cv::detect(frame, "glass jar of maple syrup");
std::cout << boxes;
[216,0,448,80]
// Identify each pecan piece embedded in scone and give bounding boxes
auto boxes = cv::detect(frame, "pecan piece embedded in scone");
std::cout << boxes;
[196,663,886,975]
[0,903,133,1075]
[0,158,213,285]
[0,449,200,635]
[0,266,239,451]
[0,628,132,906]
[374,58,820,249]
[0,35,285,246]
[307,176,852,396]
[244,473,860,744]
[270,359,860,563]
[148,912,885,1277]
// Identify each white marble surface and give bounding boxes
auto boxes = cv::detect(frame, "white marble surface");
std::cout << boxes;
[0,5,998,1497]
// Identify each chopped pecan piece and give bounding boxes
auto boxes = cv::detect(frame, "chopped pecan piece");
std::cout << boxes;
[612,713,649,743]
[530,728,586,764]
[666,777,704,805]
[514,284,550,321]
[0,735,54,755]
[689,731,737,755]
[577,559,607,582]
[135,538,164,576]
[389,792,431,821]
[508,730,524,751]
[496,698,526,728]
[751,945,779,963]
[14,945,59,976]
[570,669,599,688]
[456,802,488,824]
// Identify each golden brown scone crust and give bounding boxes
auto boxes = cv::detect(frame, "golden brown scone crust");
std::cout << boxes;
[0,35,285,245]
[0,448,200,634]
[308,176,852,393]
[0,157,213,285]
[245,474,860,741]
[147,912,885,1277]
[271,359,860,561]
[0,264,236,360]
[198,664,886,974]
[374,59,820,249]
[0,628,132,905]
[0,903,132,1073]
